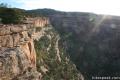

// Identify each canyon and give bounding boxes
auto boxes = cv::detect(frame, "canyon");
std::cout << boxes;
[27,9,120,79]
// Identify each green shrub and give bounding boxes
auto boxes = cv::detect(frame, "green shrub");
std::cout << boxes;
[0,7,25,24]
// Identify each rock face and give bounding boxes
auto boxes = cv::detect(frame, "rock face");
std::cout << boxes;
[0,24,41,80]
[0,17,49,80]
[25,17,49,27]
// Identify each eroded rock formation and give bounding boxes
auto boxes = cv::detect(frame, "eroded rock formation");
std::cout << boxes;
[0,17,48,80]
[25,17,49,27]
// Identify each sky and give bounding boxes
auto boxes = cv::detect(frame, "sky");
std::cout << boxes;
[1,0,120,16]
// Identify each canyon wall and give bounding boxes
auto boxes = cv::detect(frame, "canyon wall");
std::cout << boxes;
[25,17,49,27]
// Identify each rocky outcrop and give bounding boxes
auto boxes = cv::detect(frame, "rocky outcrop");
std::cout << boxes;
[0,24,41,80]
[0,16,50,80]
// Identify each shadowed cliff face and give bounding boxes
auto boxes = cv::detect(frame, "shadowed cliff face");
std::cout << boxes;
[48,13,120,79]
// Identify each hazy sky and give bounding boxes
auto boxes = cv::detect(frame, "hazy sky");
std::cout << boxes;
[1,0,120,16]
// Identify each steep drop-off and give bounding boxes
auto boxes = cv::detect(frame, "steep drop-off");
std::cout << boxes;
[34,25,83,80]
[0,17,83,80]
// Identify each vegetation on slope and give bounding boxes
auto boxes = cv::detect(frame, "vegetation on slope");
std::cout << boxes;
[26,8,61,17]
[34,26,82,80]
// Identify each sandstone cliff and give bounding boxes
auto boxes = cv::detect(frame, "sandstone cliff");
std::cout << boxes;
[0,24,41,80]
[0,17,83,80]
